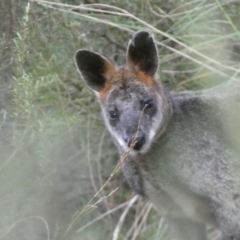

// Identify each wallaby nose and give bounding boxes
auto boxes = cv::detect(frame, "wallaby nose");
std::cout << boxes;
[123,130,145,151]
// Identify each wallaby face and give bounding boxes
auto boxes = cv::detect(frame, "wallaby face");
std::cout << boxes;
[75,31,240,240]
[96,76,163,154]
[75,31,171,155]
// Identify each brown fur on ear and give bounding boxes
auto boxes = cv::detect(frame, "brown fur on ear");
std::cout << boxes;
[75,50,116,92]
[135,71,159,86]
[99,70,122,99]
[103,61,116,82]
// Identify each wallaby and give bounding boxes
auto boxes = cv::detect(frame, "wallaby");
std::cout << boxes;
[75,31,240,240]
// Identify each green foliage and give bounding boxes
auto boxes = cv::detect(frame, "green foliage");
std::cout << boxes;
[0,0,240,239]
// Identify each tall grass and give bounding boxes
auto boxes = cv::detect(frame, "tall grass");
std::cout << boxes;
[0,0,239,239]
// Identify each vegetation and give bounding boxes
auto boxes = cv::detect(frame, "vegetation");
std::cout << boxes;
[0,0,240,239]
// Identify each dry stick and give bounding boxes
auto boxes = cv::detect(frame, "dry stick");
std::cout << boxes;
[32,3,133,33]
[131,203,153,240]
[155,218,166,238]
[112,195,139,240]
[129,105,147,149]
[30,0,128,16]
[32,0,240,78]
[93,187,119,206]
[76,200,131,233]
[155,41,232,80]
[87,115,98,194]
[216,0,240,40]
[0,109,7,129]
[123,202,151,240]
[0,118,32,172]
[149,0,219,19]
[0,216,50,240]
[96,130,109,210]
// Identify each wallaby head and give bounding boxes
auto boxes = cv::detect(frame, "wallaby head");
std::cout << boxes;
[75,31,172,155]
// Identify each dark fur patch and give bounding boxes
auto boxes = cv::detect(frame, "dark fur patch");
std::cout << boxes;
[75,50,115,92]
[127,31,158,76]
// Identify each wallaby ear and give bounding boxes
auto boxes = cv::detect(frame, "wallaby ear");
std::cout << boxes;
[75,50,115,92]
[126,31,158,77]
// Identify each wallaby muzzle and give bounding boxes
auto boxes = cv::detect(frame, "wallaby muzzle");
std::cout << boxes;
[120,112,146,151]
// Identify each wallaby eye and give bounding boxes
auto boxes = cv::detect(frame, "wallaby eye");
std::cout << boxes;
[145,99,154,109]
[108,106,118,120]
[141,99,155,110]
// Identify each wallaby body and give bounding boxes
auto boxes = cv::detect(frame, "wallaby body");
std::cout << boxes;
[75,31,240,240]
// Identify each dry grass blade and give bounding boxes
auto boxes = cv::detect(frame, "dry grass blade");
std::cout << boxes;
[76,200,130,233]
[1,216,50,240]
[130,203,153,240]
[123,202,152,240]
[112,195,139,240]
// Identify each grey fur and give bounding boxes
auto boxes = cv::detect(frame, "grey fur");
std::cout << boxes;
[75,31,240,240]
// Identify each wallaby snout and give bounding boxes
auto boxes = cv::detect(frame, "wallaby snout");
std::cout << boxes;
[123,128,145,151]
[121,112,146,151]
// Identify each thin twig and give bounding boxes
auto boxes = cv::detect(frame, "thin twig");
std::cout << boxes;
[112,195,139,240]
[124,202,151,240]
[87,115,98,193]
[131,203,153,240]
[76,200,130,233]
[0,216,50,240]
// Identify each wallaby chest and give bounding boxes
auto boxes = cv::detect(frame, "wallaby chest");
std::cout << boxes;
[122,149,217,225]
